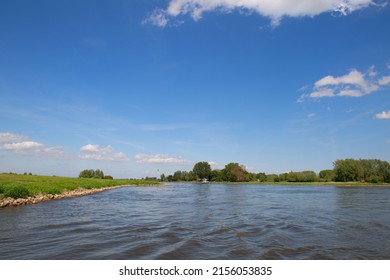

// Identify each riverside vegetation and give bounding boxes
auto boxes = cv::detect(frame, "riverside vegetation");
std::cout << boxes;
[0,172,159,207]
[163,158,390,185]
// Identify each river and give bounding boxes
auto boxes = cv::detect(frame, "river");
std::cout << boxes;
[0,183,389,259]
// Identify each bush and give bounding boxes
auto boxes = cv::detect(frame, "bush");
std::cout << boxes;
[4,185,31,199]
[44,187,61,195]
[79,169,105,179]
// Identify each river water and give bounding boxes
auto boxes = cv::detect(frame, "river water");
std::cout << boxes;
[0,183,389,259]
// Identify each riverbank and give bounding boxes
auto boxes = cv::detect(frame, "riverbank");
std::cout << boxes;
[171,180,390,187]
[233,181,390,187]
[0,185,128,208]
[0,174,160,208]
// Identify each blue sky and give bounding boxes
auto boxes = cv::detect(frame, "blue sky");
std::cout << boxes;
[1,0,389,178]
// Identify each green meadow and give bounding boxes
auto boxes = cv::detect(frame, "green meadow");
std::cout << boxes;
[0,174,159,199]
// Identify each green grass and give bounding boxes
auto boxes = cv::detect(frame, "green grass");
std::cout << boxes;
[0,174,159,199]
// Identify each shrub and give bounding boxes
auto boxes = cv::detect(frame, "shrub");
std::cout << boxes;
[44,187,61,195]
[4,185,31,199]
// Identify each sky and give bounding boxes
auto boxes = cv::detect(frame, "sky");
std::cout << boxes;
[0,0,389,178]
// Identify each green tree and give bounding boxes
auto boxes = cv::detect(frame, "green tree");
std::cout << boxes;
[79,169,95,178]
[256,172,267,182]
[172,171,183,181]
[319,169,336,182]
[222,163,246,182]
[210,169,223,182]
[334,159,364,182]
[192,162,212,180]
[79,169,105,179]
[94,169,104,179]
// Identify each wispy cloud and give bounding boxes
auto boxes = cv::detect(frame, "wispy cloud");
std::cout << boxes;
[135,154,191,164]
[299,66,390,102]
[1,132,65,158]
[142,8,170,27]
[145,0,384,27]
[4,141,44,151]
[0,132,28,143]
[79,144,129,161]
[375,110,390,119]
[378,75,390,86]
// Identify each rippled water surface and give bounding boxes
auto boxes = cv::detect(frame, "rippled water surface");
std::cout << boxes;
[1,184,390,259]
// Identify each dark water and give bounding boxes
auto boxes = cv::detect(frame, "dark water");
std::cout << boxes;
[1,184,390,259]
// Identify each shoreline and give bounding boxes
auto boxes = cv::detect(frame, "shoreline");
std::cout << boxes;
[2,181,389,208]
[0,185,137,208]
[170,181,390,187]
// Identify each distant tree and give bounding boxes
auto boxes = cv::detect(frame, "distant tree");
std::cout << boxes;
[160,174,167,182]
[103,175,113,180]
[319,169,336,182]
[172,171,183,181]
[79,169,94,178]
[193,162,212,180]
[256,172,267,182]
[94,169,104,179]
[334,159,364,182]
[266,174,279,182]
[210,169,223,182]
[222,163,246,182]
[245,171,256,182]
[79,169,105,179]
[167,175,174,182]
[278,173,288,182]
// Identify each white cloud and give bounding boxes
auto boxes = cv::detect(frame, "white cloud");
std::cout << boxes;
[135,154,191,164]
[2,138,65,158]
[300,66,390,101]
[314,69,379,95]
[146,0,382,26]
[309,88,336,98]
[0,132,28,143]
[378,75,390,86]
[375,110,390,119]
[80,144,113,154]
[79,144,129,161]
[42,146,65,155]
[4,141,44,151]
[143,8,170,27]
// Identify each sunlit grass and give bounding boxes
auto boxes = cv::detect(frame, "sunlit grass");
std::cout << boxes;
[0,174,159,199]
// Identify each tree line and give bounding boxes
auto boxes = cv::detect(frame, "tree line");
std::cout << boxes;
[78,169,113,180]
[161,159,390,184]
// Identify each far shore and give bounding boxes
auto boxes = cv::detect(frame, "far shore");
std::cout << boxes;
[2,177,389,208]
[169,181,390,187]
[222,181,390,187]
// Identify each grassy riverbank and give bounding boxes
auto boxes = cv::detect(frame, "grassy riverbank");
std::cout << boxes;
[0,174,159,199]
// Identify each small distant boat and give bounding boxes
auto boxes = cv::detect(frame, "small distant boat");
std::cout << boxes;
[198,178,209,184]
